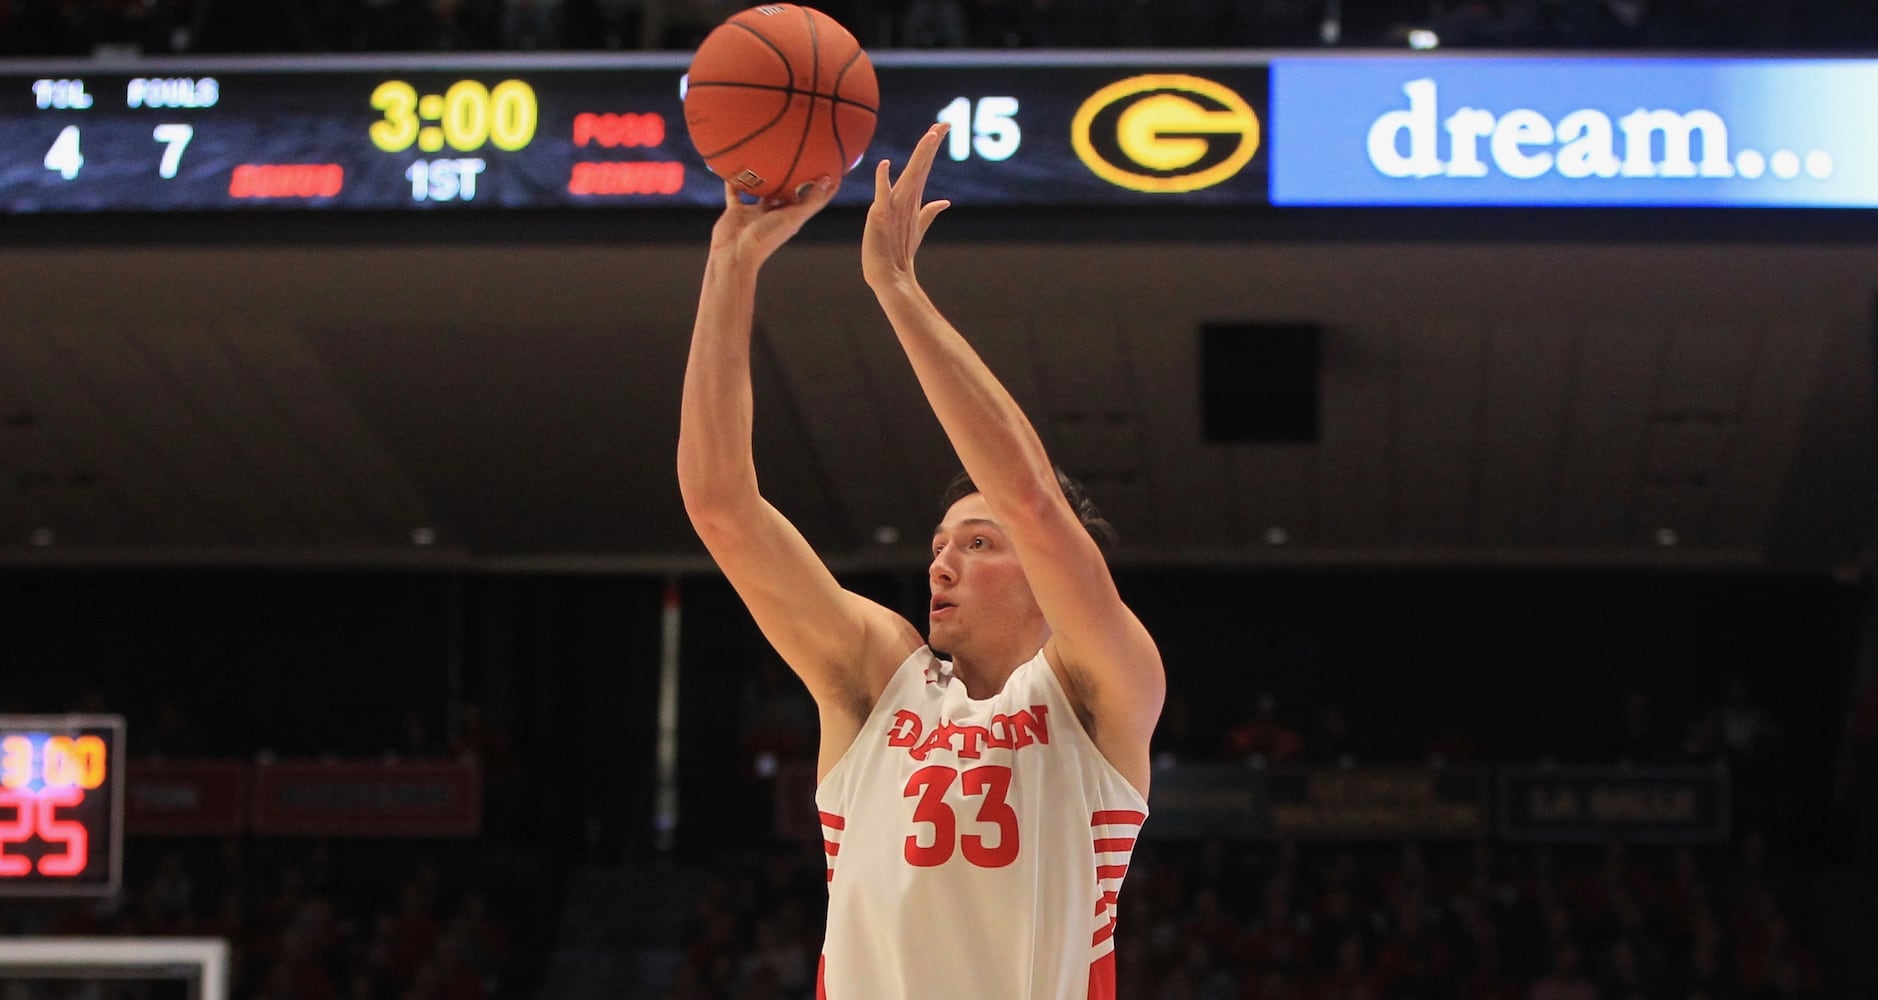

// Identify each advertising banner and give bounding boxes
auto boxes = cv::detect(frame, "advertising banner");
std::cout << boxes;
[124,760,249,837]
[1145,765,1489,840]
[1498,766,1730,842]
[1269,767,1489,840]
[1271,57,1878,207]
[251,759,481,837]
[1145,764,1273,839]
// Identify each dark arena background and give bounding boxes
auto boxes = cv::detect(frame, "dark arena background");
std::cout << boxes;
[3,1,1878,998]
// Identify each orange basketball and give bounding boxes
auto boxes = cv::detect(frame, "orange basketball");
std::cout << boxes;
[683,4,878,202]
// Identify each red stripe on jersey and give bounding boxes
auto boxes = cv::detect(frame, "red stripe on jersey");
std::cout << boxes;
[819,811,846,830]
[1092,836,1135,853]
[1093,890,1120,915]
[817,954,827,1000]
[1092,916,1117,946]
[823,839,840,856]
[1088,950,1117,1000]
[1096,864,1130,880]
[1090,809,1146,826]
[824,867,834,883]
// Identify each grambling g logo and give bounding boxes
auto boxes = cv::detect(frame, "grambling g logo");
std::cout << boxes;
[1071,74,1260,193]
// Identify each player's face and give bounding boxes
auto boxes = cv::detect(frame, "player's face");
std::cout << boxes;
[928,493,1041,655]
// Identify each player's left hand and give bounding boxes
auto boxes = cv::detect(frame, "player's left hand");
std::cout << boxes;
[863,122,952,291]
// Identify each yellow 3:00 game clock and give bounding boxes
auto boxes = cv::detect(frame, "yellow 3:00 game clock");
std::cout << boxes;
[0,715,123,897]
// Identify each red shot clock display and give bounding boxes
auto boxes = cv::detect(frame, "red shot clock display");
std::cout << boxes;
[0,715,124,897]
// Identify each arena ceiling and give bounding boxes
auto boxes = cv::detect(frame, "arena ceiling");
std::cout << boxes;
[0,209,1872,574]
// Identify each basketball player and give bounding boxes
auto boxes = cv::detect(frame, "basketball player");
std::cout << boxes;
[678,122,1165,999]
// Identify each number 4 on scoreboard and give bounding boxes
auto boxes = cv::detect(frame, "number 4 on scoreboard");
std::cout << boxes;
[43,126,82,180]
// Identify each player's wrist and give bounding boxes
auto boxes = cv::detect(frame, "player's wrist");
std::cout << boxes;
[865,267,921,298]
[706,243,766,283]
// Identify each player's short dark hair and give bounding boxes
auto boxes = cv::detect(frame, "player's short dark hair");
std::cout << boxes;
[938,468,1118,552]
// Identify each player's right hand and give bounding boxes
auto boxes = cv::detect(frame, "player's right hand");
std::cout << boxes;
[710,175,837,271]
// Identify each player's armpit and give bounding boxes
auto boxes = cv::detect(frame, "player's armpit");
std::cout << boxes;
[694,497,923,717]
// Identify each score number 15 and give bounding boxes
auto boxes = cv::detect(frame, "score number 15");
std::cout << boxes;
[936,97,1020,162]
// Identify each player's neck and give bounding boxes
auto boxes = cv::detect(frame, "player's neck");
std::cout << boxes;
[948,654,1024,700]
[945,635,1046,700]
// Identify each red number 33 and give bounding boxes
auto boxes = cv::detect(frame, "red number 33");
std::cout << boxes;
[903,764,1019,868]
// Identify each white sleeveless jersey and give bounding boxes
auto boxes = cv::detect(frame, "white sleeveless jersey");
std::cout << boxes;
[814,646,1148,999]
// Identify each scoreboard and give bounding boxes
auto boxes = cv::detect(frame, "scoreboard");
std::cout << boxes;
[0,52,1271,212]
[4,52,1875,212]
[0,716,123,897]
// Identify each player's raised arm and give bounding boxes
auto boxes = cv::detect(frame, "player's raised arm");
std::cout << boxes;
[678,179,923,758]
[861,124,1165,795]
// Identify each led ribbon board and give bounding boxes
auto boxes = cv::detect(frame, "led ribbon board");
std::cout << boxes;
[1270,56,1878,207]
[0,54,1270,212]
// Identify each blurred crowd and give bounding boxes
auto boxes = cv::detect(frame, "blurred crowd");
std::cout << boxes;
[2,0,1873,57]
[662,833,1823,1000]
[0,838,546,1000]
[0,638,1846,1000]
[0,632,1827,999]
